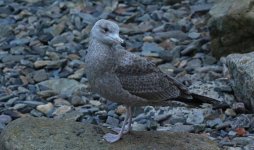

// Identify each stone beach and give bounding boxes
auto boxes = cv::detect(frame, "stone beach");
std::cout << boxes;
[0,0,254,149]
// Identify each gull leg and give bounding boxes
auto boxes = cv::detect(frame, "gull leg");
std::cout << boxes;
[111,106,132,134]
[103,105,130,143]
[126,106,132,133]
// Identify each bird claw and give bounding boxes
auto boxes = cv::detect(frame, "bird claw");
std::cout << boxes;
[103,133,121,143]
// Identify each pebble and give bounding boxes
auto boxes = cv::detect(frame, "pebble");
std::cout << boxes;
[89,100,101,107]
[36,103,54,115]
[132,122,147,131]
[188,32,201,39]
[52,105,72,116]
[232,137,253,146]
[33,69,48,82]
[225,108,236,117]
[71,96,86,106]
[141,42,164,57]
[106,116,119,127]
[186,110,204,125]
[157,124,194,132]
[0,115,12,124]
[115,105,126,115]
[54,98,71,106]
[143,36,154,42]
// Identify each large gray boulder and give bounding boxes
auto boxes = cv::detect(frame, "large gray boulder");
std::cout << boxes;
[226,52,254,112]
[208,0,254,58]
[0,117,220,150]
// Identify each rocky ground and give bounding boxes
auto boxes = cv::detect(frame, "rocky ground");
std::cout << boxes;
[0,0,254,150]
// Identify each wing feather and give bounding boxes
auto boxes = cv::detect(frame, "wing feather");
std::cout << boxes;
[114,50,189,102]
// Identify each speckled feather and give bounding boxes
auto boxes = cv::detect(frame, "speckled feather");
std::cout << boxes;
[85,19,193,106]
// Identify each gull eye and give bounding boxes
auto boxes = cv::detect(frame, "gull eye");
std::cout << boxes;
[101,27,109,33]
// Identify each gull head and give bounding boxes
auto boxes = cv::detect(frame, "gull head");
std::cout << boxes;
[91,19,124,45]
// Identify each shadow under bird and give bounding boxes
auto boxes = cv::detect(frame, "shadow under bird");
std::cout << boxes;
[85,19,225,143]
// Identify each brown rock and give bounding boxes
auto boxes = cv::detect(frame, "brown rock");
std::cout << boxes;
[0,117,220,150]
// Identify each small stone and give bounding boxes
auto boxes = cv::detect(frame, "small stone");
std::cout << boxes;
[30,109,44,117]
[228,131,237,136]
[188,32,200,39]
[54,98,71,106]
[1,55,24,64]
[157,124,194,133]
[186,110,204,125]
[71,96,86,106]
[206,118,223,128]
[115,105,126,115]
[2,110,23,119]
[132,122,147,131]
[57,110,83,121]
[154,113,171,122]
[68,67,85,80]
[5,97,19,107]
[36,103,54,115]
[186,59,202,69]
[34,59,66,69]
[89,100,101,106]
[33,69,48,82]
[37,79,86,97]
[232,102,246,113]
[67,54,80,60]
[158,63,174,74]
[106,116,119,127]
[225,108,236,117]
[143,36,154,42]
[147,120,158,130]
[232,137,253,146]
[34,60,51,69]
[52,106,72,116]
[37,90,57,98]
[0,115,12,124]
[10,37,30,46]
[0,123,5,131]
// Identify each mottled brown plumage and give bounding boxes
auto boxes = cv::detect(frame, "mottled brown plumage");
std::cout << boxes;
[85,19,221,143]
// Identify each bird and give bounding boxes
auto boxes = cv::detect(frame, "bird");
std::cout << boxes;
[85,19,225,143]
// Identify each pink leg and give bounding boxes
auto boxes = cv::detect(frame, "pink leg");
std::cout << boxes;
[111,106,132,134]
[126,106,132,132]
[103,105,130,143]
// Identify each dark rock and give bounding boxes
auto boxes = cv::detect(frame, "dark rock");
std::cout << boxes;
[232,102,246,114]
[208,0,254,58]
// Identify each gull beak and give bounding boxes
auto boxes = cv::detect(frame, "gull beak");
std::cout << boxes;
[111,34,124,43]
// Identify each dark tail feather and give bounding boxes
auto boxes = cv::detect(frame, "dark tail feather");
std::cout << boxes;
[176,93,230,109]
